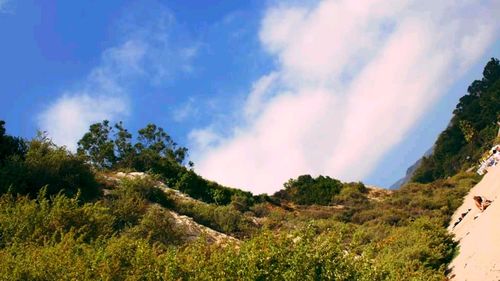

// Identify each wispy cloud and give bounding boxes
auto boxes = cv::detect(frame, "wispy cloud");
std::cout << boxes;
[38,3,198,151]
[191,0,500,194]
[172,97,199,122]
[0,0,12,13]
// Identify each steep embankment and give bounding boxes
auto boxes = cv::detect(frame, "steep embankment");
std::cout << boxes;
[448,165,500,280]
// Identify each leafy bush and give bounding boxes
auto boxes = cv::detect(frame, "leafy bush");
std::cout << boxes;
[0,170,474,280]
[127,205,182,246]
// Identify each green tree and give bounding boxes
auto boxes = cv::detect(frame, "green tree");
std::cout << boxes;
[113,121,134,168]
[77,120,116,168]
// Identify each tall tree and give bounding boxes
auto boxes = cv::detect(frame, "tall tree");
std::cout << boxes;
[77,120,116,168]
[114,121,134,167]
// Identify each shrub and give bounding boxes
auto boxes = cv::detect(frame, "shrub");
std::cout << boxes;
[0,189,114,248]
[127,205,182,246]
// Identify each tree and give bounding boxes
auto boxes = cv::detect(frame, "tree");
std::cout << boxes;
[114,121,134,168]
[133,123,188,171]
[482,57,500,85]
[138,123,187,164]
[77,120,116,168]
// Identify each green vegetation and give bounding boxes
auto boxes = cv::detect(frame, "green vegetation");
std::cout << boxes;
[0,171,476,280]
[0,120,478,280]
[0,57,497,280]
[412,58,500,183]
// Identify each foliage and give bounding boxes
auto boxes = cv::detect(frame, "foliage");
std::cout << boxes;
[77,120,116,168]
[174,170,254,205]
[347,172,478,227]
[78,121,188,170]
[126,205,182,246]
[275,175,342,205]
[0,188,114,248]
[0,193,457,281]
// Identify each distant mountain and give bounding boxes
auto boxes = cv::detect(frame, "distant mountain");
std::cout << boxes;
[389,147,433,189]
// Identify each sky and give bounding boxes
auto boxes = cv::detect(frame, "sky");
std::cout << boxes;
[0,0,499,194]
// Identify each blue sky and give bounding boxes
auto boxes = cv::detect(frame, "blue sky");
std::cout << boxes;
[0,0,499,193]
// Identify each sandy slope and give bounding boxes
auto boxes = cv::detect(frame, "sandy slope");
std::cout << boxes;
[448,165,500,281]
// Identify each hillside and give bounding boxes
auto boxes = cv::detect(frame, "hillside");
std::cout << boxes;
[0,119,480,279]
[0,58,498,280]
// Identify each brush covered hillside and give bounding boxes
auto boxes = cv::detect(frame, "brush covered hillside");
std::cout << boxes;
[0,58,497,280]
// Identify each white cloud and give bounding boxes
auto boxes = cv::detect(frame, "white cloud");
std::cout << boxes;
[38,95,127,151]
[38,6,198,151]
[192,0,500,194]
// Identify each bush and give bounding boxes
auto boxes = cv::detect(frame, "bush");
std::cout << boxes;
[127,205,182,246]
